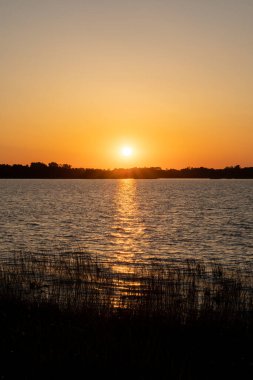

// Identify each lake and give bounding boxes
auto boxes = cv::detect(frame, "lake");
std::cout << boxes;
[0,179,253,271]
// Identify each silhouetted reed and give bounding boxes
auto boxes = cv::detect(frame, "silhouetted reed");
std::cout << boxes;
[0,251,252,324]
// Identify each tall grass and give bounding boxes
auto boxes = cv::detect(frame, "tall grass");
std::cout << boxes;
[1,251,252,325]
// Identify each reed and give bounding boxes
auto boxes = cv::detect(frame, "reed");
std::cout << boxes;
[1,251,253,379]
[0,250,252,324]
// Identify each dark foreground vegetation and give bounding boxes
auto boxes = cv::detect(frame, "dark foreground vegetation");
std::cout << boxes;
[1,162,253,179]
[1,251,253,379]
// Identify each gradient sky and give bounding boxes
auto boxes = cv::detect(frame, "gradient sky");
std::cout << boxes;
[1,0,253,168]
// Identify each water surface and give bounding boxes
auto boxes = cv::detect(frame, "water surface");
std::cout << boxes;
[0,179,253,270]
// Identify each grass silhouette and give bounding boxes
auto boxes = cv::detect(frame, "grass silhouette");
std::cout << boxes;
[0,251,253,379]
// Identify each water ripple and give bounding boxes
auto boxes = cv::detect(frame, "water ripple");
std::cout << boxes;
[0,179,253,270]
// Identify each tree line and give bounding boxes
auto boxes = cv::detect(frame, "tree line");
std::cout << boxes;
[0,162,253,179]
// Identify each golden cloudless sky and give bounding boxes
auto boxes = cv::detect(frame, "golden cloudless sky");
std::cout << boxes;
[1,0,253,168]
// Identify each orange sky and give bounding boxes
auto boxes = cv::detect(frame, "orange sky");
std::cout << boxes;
[1,1,253,169]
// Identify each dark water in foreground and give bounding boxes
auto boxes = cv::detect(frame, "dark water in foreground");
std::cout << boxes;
[0,179,253,270]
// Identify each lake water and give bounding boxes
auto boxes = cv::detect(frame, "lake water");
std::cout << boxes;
[0,179,253,270]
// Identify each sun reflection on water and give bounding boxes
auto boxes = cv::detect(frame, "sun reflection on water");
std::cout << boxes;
[110,179,146,274]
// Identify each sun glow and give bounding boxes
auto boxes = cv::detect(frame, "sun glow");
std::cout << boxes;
[121,146,133,157]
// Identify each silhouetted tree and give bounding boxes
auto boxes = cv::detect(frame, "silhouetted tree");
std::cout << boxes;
[1,162,253,179]
[48,162,59,168]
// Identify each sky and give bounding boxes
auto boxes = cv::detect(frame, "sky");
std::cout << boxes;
[0,0,253,169]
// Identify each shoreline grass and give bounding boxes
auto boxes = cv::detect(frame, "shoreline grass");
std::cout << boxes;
[1,251,253,379]
[1,251,253,322]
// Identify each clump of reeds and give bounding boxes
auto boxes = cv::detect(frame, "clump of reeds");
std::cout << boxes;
[0,250,116,315]
[0,251,252,324]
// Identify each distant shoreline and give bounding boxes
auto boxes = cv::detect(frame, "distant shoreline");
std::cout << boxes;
[1,163,253,179]
[1,177,253,180]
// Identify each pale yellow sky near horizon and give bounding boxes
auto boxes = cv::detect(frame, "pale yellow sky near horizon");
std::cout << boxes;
[1,0,253,169]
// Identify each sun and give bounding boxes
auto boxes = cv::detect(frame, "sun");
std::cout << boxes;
[121,146,133,157]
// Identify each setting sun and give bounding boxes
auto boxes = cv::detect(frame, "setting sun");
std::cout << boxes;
[121,146,133,157]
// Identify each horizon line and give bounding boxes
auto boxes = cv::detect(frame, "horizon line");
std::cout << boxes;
[0,162,252,171]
